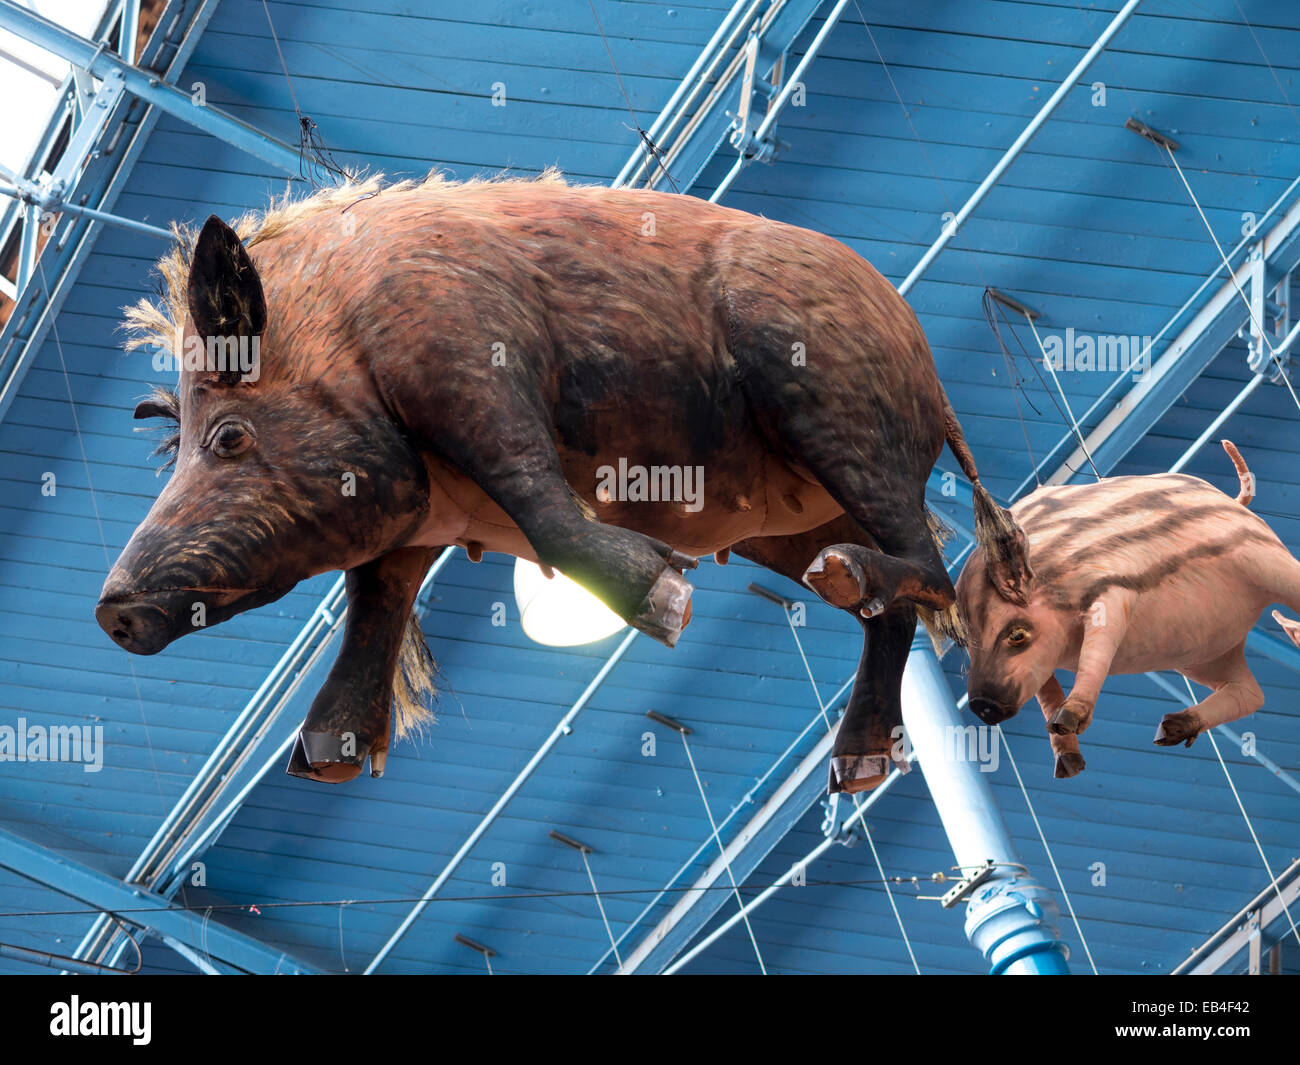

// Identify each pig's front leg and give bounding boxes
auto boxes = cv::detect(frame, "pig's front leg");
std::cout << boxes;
[1035,676,1086,779]
[288,545,442,783]
[1048,587,1137,736]
[1155,641,1264,747]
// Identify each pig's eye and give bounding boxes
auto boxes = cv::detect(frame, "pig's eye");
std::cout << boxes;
[209,420,254,458]
[1006,627,1030,646]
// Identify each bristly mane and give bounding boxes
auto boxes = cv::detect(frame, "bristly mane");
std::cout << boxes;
[119,167,568,361]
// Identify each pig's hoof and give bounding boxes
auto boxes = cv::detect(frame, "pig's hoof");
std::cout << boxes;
[803,547,865,609]
[1154,710,1200,748]
[668,549,699,572]
[286,729,368,784]
[1054,751,1086,779]
[631,567,693,648]
[827,754,890,794]
[1048,706,1083,735]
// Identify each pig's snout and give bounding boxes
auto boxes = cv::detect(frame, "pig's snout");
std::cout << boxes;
[968,695,1018,725]
[95,592,181,655]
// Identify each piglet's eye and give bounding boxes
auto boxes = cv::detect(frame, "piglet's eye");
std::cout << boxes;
[1006,627,1029,645]
[210,421,253,458]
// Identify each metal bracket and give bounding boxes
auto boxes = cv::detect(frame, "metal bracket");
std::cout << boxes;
[1247,908,1263,974]
[727,32,789,165]
[819,793,863,846]
[1241,241,1294,379]
[941,858,997,909]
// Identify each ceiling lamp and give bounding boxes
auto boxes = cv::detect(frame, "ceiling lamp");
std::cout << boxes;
[513,557,626,646]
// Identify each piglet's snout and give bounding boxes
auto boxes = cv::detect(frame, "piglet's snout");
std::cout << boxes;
[968,695,1018,724]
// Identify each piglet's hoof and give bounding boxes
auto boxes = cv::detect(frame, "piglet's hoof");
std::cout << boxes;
[827,754,890,794]
[286,729,370,784]
[1054,751,1086,778]
[631,567,693,648]
[802,547,865,609]
[1154,710,1199,748]
[1048,706,1083,736]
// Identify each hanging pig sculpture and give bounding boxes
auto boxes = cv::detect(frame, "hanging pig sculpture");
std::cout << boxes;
[955,441,1300,778]
[96,173,1029,792]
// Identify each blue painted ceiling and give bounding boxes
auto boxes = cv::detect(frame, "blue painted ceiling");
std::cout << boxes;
[1,0,1298,974]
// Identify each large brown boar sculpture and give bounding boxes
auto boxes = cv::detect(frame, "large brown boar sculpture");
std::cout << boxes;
[956,441,1300,778]
[96,173,1030,793]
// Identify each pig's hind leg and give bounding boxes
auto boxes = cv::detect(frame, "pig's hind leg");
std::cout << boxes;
[735,517,915,794]
[1036,676,1086,779]
[1156,641,1263,747]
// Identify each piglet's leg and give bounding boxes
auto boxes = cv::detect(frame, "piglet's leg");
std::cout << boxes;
[1155,641,1263,748]
[1049,587,1136,736]
[1035,676,1085,779]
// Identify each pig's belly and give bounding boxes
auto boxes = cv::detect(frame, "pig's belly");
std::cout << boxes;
[411,450,844,559]
[1098,569,1268,675]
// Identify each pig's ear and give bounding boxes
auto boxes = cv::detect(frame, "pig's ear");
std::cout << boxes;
[187,214,266,349]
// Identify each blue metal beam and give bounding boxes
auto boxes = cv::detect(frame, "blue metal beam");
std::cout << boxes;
[1047,189,1300,484]
[0,0,219,423]
[1247,628,1300,677]
[1173,859,1300,974]
[0,824,318,974]
[616,0,826,194]
[0,0,301,175]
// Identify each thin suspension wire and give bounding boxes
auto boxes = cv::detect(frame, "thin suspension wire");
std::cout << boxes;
[338,901,350,973]
[678,731,768,973]
[579,849,623,970]
[1181,679,1300,951]
[587,679,855,973]
[857,4,1089,487]
[1025,316,1102,480]
[858,818,920,973]
[37,254,189,965]
[261,0,345,187]
[784,608,921,973]
[785,609,836,732]
[587,0,679,192]
[996,725,1100,974]
[1161,144,1300,417]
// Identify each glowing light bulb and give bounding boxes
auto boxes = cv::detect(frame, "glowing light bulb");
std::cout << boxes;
[513,557,626,646]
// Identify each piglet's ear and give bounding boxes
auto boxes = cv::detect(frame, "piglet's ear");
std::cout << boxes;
[187,214,266,348]
[972,485,1034,606]
[988,535,1033,606]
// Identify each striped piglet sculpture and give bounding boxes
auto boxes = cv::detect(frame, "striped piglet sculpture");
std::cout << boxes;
[954,442,1300,777]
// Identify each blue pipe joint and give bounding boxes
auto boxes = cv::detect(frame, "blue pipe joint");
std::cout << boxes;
[965,875,1071,974]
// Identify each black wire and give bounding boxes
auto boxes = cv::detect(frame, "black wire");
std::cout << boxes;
[0,872,992,921]
[262,0,348,188]
[587,0,679,192]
